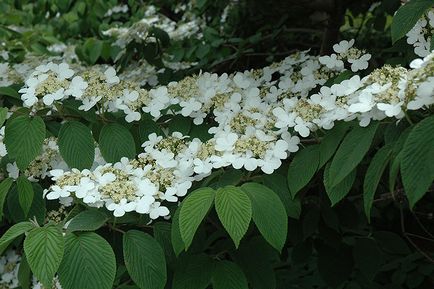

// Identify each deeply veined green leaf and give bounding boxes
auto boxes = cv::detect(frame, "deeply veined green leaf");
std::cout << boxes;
[123,230,167,289]
[319,122,351,168]
[401,115,434,208]
[171,206,185,256]
[179,187,215,249]
[211,261,248,289]
[0,221,34,255]
[329,122,379,187]
[215,186,252,248]
[324,163,356,206]
[172,254,214,289]
[364,145,393,220]
[241,183,287,251]
[4,115,46,170]
[99,123,136,163]
[17,176,34,217]
[24,226,64,288]
[287,145,320,198]
[153,222,175,263]
[58,121,95,169]
[391,0,433,43]
[0,107,7,127]
[18,253,31,289]
[261,174,301,219]
[0,178,13,221]
[58,232,116,289]
[66,209,108,232]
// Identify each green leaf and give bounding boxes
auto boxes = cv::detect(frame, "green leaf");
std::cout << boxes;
[0,86,20,99]
[7,183,46,224]
[168,115,192,135]
[0,178,13,221]
[353,238,382,281]
[0,221,34,255]
[58,232,116,289]
[215,186,252,248]
[319,122,351,168]
[401,115,434,207]
[24,226,64,288]
[317,243,353,287]
[123,230,167,289]
[179,187,215,249]
[17,176,34,217]
[99,123,136,163]
[211,261,248,289]
[172,254,214,289]
[391,0,433,43]
[287,145,320,198]
[324,162,356,206]
[241,183,287,251]
[4,115,46,170]
[83,38,103,64]
[58,121,95,169]
[153,222,175,263]
[0,107,7,127]
[261,174,301,219]
[66,209,108,232]
[389,151,402,193]
[363,145,393,219]
[171,207,185,256]
[329,122,379,187]
[18,253,31,289]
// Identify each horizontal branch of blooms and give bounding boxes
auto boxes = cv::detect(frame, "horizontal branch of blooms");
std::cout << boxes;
[1,39,433,218]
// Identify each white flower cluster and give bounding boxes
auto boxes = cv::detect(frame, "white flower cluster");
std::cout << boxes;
[0,250,20,288]
[6,39,434,219]
[0,250,62,289]
[104,4,129,17]
[406,8,434,57]
[319,39,372,72]
[102,4,205,50]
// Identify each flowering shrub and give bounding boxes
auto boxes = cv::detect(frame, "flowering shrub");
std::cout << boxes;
[0,0,433,289]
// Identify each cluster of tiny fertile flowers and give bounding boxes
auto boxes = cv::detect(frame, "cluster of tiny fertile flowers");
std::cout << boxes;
[319,39,372,72]
[406,8,434,57]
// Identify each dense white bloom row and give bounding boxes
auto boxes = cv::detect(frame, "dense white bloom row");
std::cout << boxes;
[406,8,434,57]
[0,250,62,289]
[2,38,433,219]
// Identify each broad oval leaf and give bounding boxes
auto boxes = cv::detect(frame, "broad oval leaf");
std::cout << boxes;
[391,0,434,43]
[0,221,34,255]
[99,123,136,163]
[241,183,287,251]
[171,207,185,256]
[215,186,252,248]
[123,230,167,289]
[329,122,379,187]
[24,226,64,288]
[179,187,215,249]
[363,145,393,220]
[401,115,434,208]
[4,115,46,170]
[66,209,108,232]
[353,238,383,281]
[58,121,95,169]
[324,163,357,206]
[172,254,214,289]
[58,232,116,289]
[17,176,34,217]
[0,107,7,127]
[0,178,14,221]
[211,260,248,289]
[319,122,351,168]
[287,145,320,198]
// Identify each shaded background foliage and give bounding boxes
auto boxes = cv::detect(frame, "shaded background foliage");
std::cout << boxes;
[0,0,433,289]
